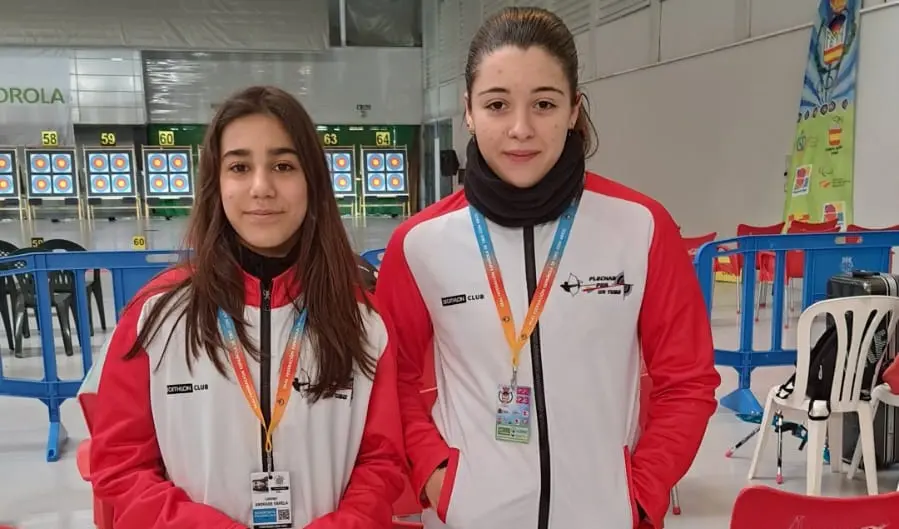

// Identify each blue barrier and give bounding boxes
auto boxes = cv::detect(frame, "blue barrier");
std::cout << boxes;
[360,248,385,268]
[693,231,899,417]
[0,249,183,461]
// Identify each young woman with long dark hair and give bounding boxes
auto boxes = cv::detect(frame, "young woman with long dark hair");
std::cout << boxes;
[376,7,720,529]
[80,86,404,529]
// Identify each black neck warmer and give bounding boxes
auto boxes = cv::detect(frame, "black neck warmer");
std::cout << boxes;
[464,132,586,228]
[236,242,298,281]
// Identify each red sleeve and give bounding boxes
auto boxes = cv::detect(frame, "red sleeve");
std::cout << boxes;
[632,206,721,528]
[304,308,407,529]
[375,222,451,507]
[85,296,246,529]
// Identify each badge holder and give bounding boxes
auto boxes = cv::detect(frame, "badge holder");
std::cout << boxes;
[250,470,293,528]
[495,367,532,444]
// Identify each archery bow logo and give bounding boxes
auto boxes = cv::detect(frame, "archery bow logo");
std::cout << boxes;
[559,272,633,298]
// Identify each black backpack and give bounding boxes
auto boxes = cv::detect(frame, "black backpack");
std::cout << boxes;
[355,255,378,292]
[778,313,891,420]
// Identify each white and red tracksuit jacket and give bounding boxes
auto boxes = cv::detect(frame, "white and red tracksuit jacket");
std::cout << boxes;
[78,266,406,529]
[376,172,721,529]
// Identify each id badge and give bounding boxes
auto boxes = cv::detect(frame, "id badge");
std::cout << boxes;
[250,471,292,528]
[495,384,531,443]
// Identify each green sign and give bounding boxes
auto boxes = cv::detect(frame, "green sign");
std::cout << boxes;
[0,87,66,105]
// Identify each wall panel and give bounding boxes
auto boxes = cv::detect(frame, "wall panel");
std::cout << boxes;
[143,48,423,125]
[0,0,328,52]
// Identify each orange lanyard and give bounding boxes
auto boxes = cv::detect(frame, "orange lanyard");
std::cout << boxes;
[218,308,307,454]
[469,200,579,386]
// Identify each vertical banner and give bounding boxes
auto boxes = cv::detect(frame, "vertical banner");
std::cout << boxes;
[783,0,860,229]
[0,49,74,146]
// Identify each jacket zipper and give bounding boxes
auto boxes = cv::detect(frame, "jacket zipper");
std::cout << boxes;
[260,279,273,472]
[523,226,551,529]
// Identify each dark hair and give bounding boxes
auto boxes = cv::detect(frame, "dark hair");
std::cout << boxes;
[465,6,598,157]
[126,85,374,401]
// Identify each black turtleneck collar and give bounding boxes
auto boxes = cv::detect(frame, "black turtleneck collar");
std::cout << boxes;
[236,243,298,281]
[464,132,585,228]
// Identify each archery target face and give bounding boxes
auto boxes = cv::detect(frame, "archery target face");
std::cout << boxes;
[366,153,384,172]
[112,174,132,193]
[386,153,404,171]
[30,153,51,173]
[0,152,14,196]
[31,174,51,194]
[0,152,12,173]
[90,174,111,194]
[387,173,405,192]
[367,173,385,192]
[52,153,72,172]
[147,152,167,172]
[150,175,169,193]
[53,174,73,194]
[333,152,352,172]
[110,153,130,172]
[90,153,109,172]
[333,173,352,193]
[169,152,188,172]
[169,174,189,193]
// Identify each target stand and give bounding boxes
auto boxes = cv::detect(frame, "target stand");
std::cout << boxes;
[141,146,195,218]
[23,147,83,220]
[359,147,410,218]
[0,147,25,222]
[325,147,359,217]
[83,147,142,221]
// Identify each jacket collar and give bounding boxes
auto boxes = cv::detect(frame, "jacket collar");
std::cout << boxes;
[236,244,301,309]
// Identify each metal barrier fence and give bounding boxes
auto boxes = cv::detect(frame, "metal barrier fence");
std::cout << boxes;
[6,233,899,461]
[0,250,184,461]
[693,231,899,417]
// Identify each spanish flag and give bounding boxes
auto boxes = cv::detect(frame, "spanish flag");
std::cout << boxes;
[829,124,842,146]
[824,42,844,64]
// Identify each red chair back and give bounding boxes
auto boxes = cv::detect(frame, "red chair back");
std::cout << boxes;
[780,219,839,279]
[787,219,839,234]
[736,222,785,236]
[682,232,717,259]
[731,224,784,274]
[846,223,899,232]
[730,485,899,529]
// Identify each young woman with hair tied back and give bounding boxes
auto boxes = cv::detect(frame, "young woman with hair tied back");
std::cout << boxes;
[377,7,720,529]
[79,86,405,529]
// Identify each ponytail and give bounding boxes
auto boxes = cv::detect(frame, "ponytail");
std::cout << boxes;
[573,92,598,158]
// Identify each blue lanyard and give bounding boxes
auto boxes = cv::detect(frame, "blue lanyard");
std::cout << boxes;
[468,198,579,385]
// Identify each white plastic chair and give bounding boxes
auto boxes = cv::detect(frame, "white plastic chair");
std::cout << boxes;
[847,382,899,491]
[747,295,899,495]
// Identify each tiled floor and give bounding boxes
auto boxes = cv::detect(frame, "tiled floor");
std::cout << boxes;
[0,216,897,529]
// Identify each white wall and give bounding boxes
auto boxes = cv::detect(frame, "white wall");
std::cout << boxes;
[852,5,899,229]
[584,0,895,237]
[434,0,896,235]
[586,28,810,237]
